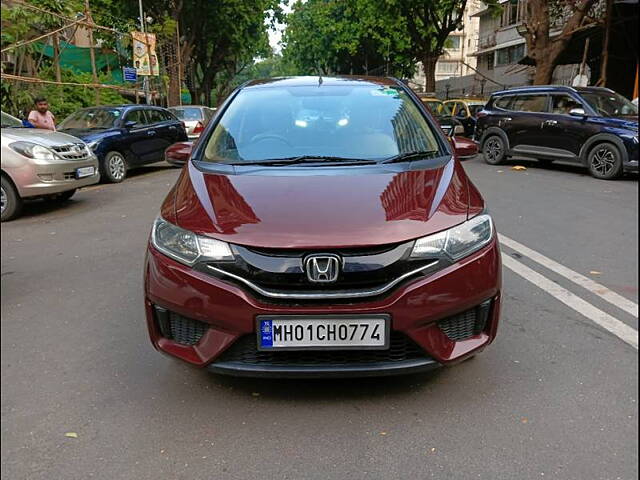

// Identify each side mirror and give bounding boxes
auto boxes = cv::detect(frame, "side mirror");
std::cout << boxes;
[124,120,137,129]
[569,108,586,117]
[165,141,193,167]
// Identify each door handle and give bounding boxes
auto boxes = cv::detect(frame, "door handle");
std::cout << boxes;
[168,125,177,131]
[147,130,156,136]
[543,120,558,126]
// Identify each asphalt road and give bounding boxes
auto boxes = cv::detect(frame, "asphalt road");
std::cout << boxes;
[1,158,638,480]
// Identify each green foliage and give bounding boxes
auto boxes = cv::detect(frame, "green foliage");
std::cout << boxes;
[282,0,414,77]
[1,67,129,121]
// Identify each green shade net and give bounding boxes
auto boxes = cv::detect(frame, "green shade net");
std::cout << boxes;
[34,41,125,84]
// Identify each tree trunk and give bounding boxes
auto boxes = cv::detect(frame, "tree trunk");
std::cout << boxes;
[533,58,557,84]
[52,33,62,83]
[422,54,439,93]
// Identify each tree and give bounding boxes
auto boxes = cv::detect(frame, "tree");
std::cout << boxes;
[282,0,414,77]
[519,0,602,84]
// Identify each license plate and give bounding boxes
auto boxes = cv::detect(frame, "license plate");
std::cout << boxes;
[257,315,390,351]
[76,166,95,178]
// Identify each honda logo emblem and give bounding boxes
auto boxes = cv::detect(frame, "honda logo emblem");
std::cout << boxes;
[304,254,341,283]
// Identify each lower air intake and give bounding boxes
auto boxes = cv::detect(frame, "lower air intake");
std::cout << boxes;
[154,306,208,346]
[438,300,492,341]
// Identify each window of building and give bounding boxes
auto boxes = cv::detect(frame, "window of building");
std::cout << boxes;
[495,44,526,66]
[486,52,495,70]
[446,35,462,50]
[437,61,460,74]
[501,0,525,27]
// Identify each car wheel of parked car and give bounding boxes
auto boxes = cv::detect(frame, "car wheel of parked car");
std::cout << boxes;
[1,176,23,222]
[102,151,127,183]
[49,189,77,202]
[482,135,506,165]
[588,143,623,180]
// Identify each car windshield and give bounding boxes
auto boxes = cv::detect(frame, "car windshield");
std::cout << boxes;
[1,112,23,128]
[202,84,440,165]
[59,108,121,129]
[581,91,638,118]
[169,107,203,121]
[423,100,452,116]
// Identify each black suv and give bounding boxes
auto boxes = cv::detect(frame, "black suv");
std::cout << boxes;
[475,86,638,179]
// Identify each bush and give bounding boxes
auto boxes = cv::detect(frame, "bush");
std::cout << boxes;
[1,67,131,122]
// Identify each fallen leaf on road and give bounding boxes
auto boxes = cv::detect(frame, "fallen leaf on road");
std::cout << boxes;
[64,432,78,438]
[589,271,602,275]
[511,165,527,171]
[379,432,387,436]
[251,392,260,397]
[521,418,528,424]
[497,170,504,173]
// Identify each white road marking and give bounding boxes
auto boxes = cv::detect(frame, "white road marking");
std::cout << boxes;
[500,234,638,318]
[502,254,638,349]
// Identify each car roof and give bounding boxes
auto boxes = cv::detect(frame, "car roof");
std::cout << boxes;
[491,85,615,96]
[241,76,401,90]
[76,104,167,111]
[446,98,486,103]
[168,105,209,109]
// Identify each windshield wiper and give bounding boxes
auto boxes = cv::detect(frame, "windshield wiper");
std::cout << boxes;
[234,156,378,166]
[379,150,440,164]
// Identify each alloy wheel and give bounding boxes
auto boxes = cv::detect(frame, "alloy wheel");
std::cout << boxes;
[484,138,503,163]
[0,185,6,214]
[590,146,616,176]
[108,154,126,181]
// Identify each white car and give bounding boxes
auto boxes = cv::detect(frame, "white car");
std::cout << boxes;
[168,105,216,139]
[1,112,100,221]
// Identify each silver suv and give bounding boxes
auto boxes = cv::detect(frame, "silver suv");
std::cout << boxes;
[1,112,100,221]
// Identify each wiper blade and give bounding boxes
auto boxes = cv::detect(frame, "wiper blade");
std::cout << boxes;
[235,156,377,166]
[379,150,440,164]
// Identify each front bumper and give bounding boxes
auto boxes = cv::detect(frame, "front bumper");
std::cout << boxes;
[144,239,502,376]
[12,155,100,198]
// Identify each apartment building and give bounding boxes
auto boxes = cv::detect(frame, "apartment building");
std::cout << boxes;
[411,0,484,92]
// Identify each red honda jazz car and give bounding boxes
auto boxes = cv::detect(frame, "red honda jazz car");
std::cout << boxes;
[144,76,502,378]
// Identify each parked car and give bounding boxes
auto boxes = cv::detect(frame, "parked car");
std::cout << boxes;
[445,98,486,138]
[58,105,188,183]
[1,111,99,221]
[144,76,502,378]
[168,105,216,140]
[164,141,193,167]
[476,86,638,179]
[417,94,463,137]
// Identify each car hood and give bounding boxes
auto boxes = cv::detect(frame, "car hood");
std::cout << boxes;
[171,159,475,249]
[1,127,87,146]
[57,128,118,142]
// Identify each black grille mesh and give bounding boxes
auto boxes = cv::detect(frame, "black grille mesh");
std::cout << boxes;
[438,301,491,341]
[154,307,209,346]
[216,332,427,366]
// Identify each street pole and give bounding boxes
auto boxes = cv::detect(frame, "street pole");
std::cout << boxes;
[138,0,150,104]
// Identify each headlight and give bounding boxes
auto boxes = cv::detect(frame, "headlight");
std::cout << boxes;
[86,140,101,152]
[151,217,233,265]
[411,214,494,261]
[9,141,56,161]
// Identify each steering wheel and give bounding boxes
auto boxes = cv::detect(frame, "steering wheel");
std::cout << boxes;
[249,133,293,147]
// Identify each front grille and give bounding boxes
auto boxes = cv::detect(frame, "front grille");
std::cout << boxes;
[216,332,427,366]
[154,306,208,345]
[50,143,92,161]
[63,172,75,180]
[438,300,491,341]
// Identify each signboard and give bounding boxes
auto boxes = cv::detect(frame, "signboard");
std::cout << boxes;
[123,67,138,82]
[131,31,159,76]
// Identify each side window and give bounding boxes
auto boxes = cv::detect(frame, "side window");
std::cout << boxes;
[125,109,148,126]
[510,94,548,113]
[161,110,176,122]
[146,109,165,124]
[455,102,468,118]
[550,95,583,115]
[493,96,514,110]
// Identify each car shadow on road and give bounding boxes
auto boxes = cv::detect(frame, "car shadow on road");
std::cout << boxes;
[196,366,449,401]
[476,155,639,181]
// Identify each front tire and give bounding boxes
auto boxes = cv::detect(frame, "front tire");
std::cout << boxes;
[101,151,127,183]
[588,142,623,180]
[482,135,507,165]
[1,176,23,222]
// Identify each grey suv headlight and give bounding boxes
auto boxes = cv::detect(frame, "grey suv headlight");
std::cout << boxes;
[9,141,57,161]
[151,217,233,265]
[411,214,494,261]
